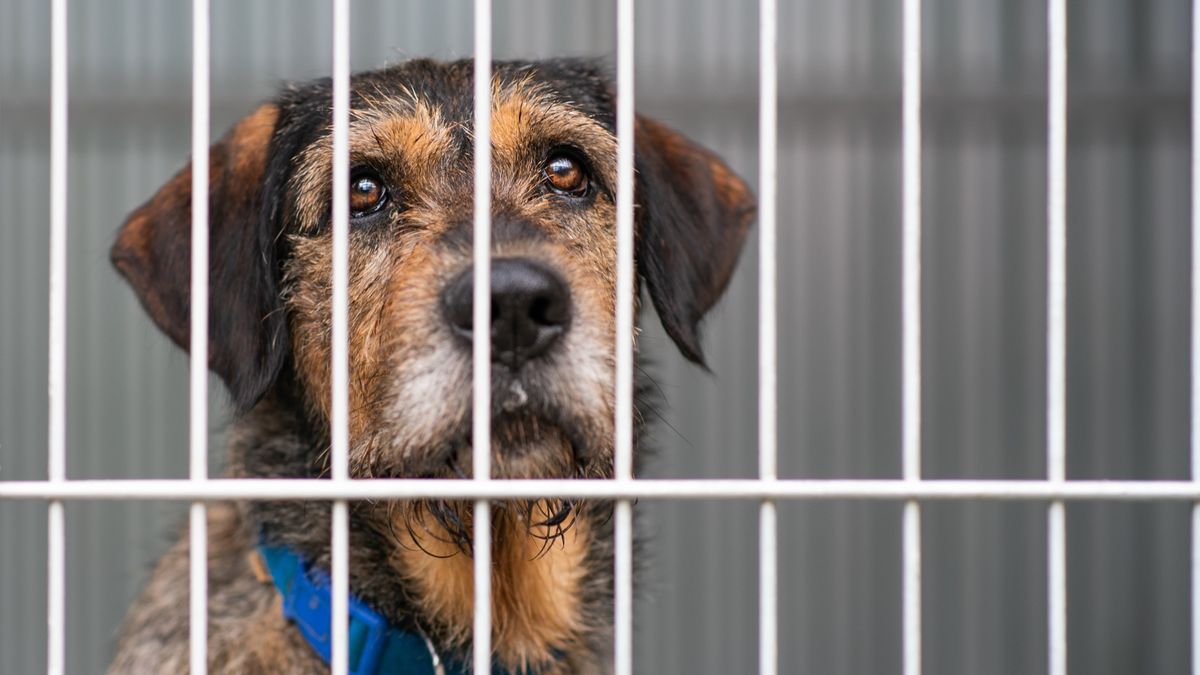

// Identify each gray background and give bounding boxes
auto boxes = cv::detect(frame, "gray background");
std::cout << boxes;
[0,0,1192,673]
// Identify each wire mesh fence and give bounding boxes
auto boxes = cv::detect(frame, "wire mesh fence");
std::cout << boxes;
[0,1,1195,674]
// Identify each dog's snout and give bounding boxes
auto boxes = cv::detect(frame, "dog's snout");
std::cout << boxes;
[441,258,572,369]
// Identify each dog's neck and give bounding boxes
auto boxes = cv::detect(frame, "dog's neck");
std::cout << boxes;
[225,395,616,673]
[392,506,601,670]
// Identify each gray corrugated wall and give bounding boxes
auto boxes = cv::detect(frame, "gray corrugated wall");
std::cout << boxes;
[0,0,1191,673]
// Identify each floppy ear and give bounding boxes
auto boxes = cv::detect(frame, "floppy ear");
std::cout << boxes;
[111,104,287,412]
[635,116,756,365]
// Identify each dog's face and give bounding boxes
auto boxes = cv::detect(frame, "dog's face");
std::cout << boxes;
[111,59,753,482]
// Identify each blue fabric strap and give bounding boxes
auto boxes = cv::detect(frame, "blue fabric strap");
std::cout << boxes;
[257,543,472,675]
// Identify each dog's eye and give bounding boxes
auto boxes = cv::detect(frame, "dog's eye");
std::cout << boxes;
[349,170,388,217]
[543,153,589,197]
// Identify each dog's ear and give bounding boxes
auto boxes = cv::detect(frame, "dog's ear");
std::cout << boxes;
[635,116,756,365]
[111,104,287,412]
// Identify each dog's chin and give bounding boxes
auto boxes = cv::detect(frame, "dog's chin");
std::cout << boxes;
[364,410,609,481]
[452,412,581,480]
[373,412,603,557]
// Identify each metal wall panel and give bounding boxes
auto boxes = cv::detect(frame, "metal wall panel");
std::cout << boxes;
[0,1,1190,673]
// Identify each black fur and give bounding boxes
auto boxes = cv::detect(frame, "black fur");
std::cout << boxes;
[109,57,753,674]
[112,57,750,406]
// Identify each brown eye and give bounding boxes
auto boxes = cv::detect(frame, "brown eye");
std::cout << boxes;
[349,171,388,216]
[543,154,589,196]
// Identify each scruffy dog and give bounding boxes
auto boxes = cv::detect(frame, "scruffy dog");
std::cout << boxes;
[107,59,753,674]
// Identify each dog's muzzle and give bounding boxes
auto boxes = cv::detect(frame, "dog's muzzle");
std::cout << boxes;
[440,257,572,371]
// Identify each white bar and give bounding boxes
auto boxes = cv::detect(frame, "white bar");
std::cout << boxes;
[902,0,923,489]
[903,502,921,673]
[48,0,68,488]
[1193,1,1200,672]
[757,0,778,673]
[47,0,68,672]
[329,0,351,493]
[1048,501,1067,675]
[472,500,492,675]
[331,501,349,675]
[10,478,1200,501]
[614,0,635,489]
[190,0,210,489]
[330,0,351,672]
[472,1,493,485]
[1046,0,1068,487]
[189,0,211,672]
[472,1,493,672]
[758,502,777,675]
[902,0,923,674]
[1195,504,1200,675]
[47,501,65,675]
[757,0,778,491]
[1047,1,1068,674]
[188,504,207,674]
[614,0,635,672]
[1195,498,1200,675]
[614,500,633,673]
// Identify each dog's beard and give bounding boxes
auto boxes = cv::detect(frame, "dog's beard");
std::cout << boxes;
[363,412,613,556]
[386,497,586,558]
[356,406,612,479]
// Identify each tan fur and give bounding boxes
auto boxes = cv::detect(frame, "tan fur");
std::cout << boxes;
[226,104,281,181]
[110,104,279,352]
[109,60,754,675]
[395,505,591,673]
[490,85,618,191]
[267,83,623,669]
[292,101,457,233]
[280,84,621,480]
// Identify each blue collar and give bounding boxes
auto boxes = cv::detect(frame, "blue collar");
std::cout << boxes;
[257,543,471,675]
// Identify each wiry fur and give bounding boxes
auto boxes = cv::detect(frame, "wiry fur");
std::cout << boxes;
[107,58,753,674]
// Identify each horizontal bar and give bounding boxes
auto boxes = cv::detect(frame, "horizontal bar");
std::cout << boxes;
[5,479,1200,502]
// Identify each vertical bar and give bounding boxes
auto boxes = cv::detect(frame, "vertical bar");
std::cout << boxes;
[1047,1,1068,674]
[1191,2,1200,673]
[757,0,778,673]
[47,0,68,672]
[614,0,635,672]
[472,0,493,672]
[330,0,351,672]
[188,0,211,672]
[47,504,64,675]
[901,1,923,674]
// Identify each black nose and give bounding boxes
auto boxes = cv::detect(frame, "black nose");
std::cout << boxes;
[441,258,572,369]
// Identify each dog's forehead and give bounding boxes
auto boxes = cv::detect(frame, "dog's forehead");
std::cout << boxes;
[274,58,615,141]
[353,59,615,125]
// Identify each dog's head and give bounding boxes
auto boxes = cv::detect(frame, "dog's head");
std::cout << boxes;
[112,59,753,482]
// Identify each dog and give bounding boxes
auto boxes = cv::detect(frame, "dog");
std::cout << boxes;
[107,58,753,675]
